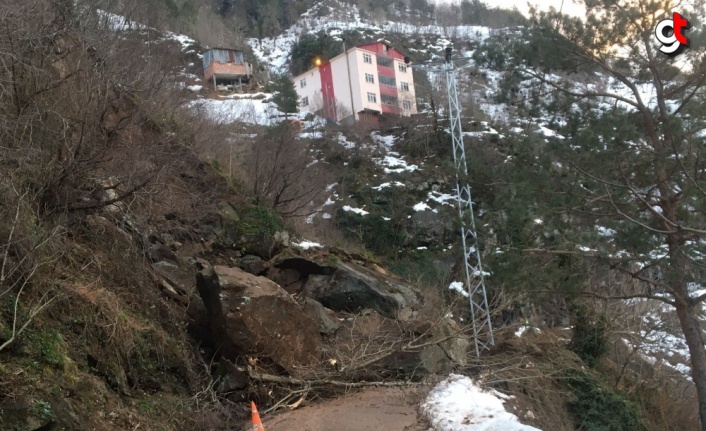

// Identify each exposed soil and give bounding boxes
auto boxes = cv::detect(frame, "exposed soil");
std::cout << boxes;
[250,387,431,431]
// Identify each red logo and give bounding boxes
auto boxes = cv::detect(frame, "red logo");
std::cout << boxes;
[655,12,691,56]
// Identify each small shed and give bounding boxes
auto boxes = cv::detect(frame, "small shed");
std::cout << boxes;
[202,48,253,89]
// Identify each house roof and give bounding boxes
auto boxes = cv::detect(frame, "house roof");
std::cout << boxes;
[356,42,407,61]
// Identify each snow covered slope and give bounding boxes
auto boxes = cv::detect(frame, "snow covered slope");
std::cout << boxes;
[246,2,492,71]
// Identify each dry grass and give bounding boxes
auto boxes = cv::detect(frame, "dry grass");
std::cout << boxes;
[463,328,579,431]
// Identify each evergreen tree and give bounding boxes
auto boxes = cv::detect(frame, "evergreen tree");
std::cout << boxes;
[269,72,298,116]
[460,0,485,25]
[289,32,343,76]
[486,0,706,427]
[217,0,233,16]
[409,0,434,24]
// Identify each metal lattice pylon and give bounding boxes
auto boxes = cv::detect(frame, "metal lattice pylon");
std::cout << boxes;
[444,58,494,356]
[413,53,494,356]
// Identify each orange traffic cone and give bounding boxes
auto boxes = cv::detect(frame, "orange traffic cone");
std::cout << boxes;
[251,401,266,431]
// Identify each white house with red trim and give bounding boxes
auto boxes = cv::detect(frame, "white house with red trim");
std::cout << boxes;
[292,42,417,123]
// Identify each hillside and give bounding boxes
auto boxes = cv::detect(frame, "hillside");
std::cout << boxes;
[1,1,706,431]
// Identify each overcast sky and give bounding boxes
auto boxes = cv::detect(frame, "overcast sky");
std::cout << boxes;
[433,0,586,18]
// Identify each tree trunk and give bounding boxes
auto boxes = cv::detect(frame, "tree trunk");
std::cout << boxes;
[676,298,706,431]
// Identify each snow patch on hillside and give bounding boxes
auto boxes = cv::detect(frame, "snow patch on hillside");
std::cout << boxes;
[343,205,369,216]
[162,32,198,53]
[448,281,469,298]
[337,133,356,149]
[371,132,397,150]
[372,182,405,190]
[99,10,147,31]
[188,96,283,125]
[622,298,701,382]
[428,191,456,205]
[379,155,418,173]
[293,240,323,250]
[247,4,367,70]
[414,202,436,212]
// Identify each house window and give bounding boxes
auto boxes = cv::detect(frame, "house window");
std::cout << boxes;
[300,78,306,88]
[367,92,377,103]
[381,94,398,106]
[363,53,372,64]
[403,101,412,110]
[400,82,409,91]
[398,63,407,73]
[301,97,309,106]
[379,75,396,87]
[377,56,393,68]
[365,73,375,83]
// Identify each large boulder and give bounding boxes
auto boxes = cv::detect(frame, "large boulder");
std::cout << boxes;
[300,297,341,335]
[435,318,469,366]
[387,317,469,376]
[401,317,469,375]
[234,254,270,276]
[153,260,195,293]
[268,253,336,294]
[195,260,322,374]
[0,397,56,431]
[206,203,290,259]
[239,230,290,259]
[410,209,453,247]
[302,262,421,318]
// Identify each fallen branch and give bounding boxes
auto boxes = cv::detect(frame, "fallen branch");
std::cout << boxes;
[0,288,60,353]
[244,366,425,388]
[339,314,472,373]
[263,388,310,415]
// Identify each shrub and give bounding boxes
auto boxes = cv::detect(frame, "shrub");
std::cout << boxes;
[237,206,284,237]
[337,212,406,256]
[564,369,645,431]
[389,251,450,288]
[569,303,608,367]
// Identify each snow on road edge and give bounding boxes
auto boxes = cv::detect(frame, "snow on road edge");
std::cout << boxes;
[421,374,542,431]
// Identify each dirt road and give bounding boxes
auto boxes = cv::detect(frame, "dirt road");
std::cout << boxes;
[254,386,431,431]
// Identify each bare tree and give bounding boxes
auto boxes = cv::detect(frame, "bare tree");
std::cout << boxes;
[244,123,327,217]
[0,184,63,352]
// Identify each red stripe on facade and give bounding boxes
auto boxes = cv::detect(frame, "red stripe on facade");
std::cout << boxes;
[381,104,400,115]
[378,58,399,115]
[377,66,395,77]
[377,60,397,108]
[379,86,397,96]
[320,62,336,121]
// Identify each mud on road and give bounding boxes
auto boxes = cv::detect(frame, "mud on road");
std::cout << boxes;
[251,386,431,431]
